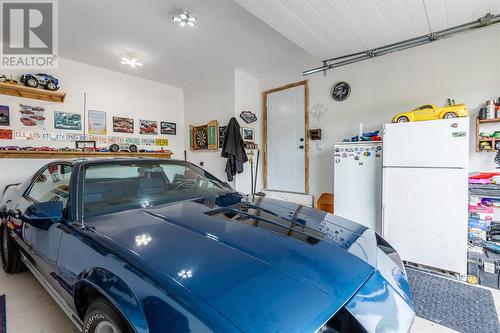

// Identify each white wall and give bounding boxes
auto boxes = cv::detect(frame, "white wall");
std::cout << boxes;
[234,69,261,194]
[184,68,261,193]
[258,25,500,200]
[184,69,235,181]
[0,57,184,193]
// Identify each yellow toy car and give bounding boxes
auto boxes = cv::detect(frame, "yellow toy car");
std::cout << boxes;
[392,104,469,123]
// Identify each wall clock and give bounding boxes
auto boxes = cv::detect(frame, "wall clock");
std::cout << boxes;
[331,81,351,101]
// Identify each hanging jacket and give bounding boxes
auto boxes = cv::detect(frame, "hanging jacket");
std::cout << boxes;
[221,117,248,181]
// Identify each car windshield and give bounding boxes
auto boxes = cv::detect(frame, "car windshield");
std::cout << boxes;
[83,160,233,217]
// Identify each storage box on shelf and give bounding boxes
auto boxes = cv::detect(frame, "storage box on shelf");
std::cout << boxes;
[476,117,500,152]
[468,173,500,288]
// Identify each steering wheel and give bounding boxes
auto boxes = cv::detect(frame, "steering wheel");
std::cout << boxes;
[173,179,196,191]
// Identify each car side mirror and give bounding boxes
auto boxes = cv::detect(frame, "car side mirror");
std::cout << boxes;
[22,201,63,230]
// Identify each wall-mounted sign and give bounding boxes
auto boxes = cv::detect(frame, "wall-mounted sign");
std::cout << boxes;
[0,129,12,139]
[88,110,107,135]
[155,138,168,146]
[240,111,257,124]
[10,130,169,147]
[161,122,176,135]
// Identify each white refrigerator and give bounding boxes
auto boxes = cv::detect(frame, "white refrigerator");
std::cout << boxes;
[382,117,469,277]
[334,142,383,232]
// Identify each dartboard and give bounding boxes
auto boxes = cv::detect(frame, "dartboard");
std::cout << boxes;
[331,82,351,101]
[195,128,208,148]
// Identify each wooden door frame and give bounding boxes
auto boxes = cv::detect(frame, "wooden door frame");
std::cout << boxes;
[262,80,309,194]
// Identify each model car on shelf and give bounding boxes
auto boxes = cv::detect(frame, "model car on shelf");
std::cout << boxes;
[34,146,57,152]
[0,158,415,333]
[58,147,77,152]
[20,73,60,91]
[109,143,138,152]
[392,103,469,123]
[0,146,20,151]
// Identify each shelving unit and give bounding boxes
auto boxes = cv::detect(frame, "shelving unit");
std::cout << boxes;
[0,150,172,159]
[0,82,66,103]
[476,117,500,152]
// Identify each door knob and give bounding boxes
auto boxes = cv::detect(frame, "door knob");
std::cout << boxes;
[298,145,304,149]
[299,138,304,142]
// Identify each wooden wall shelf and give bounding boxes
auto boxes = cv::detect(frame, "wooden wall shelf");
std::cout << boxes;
[0,150,172,159]
[476,116,500,152]
[0,82,66,103]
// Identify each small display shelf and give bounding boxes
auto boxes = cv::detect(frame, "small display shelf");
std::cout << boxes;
[0,150,173,159]
[476,117,500,152]
[0,82,66,103]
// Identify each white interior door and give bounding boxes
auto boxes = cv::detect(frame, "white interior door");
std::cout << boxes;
[266,85,306,193]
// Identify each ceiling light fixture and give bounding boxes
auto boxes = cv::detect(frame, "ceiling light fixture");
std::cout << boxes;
[172,9,197,27]
[121,57,143,68]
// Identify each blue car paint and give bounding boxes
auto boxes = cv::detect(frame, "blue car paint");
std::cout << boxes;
[0,159,415,333]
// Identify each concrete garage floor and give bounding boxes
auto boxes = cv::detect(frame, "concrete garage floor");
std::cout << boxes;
[0,269,498,333]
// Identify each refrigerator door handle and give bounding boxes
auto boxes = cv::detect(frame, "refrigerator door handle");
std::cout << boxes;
[381,203,386,237]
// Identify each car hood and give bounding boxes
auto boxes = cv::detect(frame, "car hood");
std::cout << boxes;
[86,193,378,333]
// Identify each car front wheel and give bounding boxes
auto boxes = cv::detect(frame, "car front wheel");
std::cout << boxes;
[397,116,409,123]
[83,298,131,333]
[0,223,25,273]
[443,112,457,119]
[26,78,38,88]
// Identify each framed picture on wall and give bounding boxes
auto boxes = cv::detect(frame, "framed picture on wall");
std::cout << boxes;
[54,112,82,131]
[0,105,9,126]
[113,117,134,133]
[88,110,107,135]
[139,119,158,135]
[242,127,254,142]
[160,122,176,135]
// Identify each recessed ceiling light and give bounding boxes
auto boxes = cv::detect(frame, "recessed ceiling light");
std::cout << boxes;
[121,57,143,68]
[172,9,197,27]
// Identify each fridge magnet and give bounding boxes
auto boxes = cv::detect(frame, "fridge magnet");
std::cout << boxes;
[113,117,134,133]
[240,111,257,124]
[88,110,107,135]
[0,105,9,126]
[242,127,254,142]
[19,104,45,128]
[54,112,81,131]
[160,122,176,135]
[140,119,158,135]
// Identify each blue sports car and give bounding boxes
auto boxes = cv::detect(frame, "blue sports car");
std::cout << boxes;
[0,158,415,333]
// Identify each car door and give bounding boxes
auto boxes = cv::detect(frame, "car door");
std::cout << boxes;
[414,105,437,120]
[15,163,72,291]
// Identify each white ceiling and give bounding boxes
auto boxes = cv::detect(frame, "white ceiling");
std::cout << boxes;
[59,0,315,88]
[234,0,500,60]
